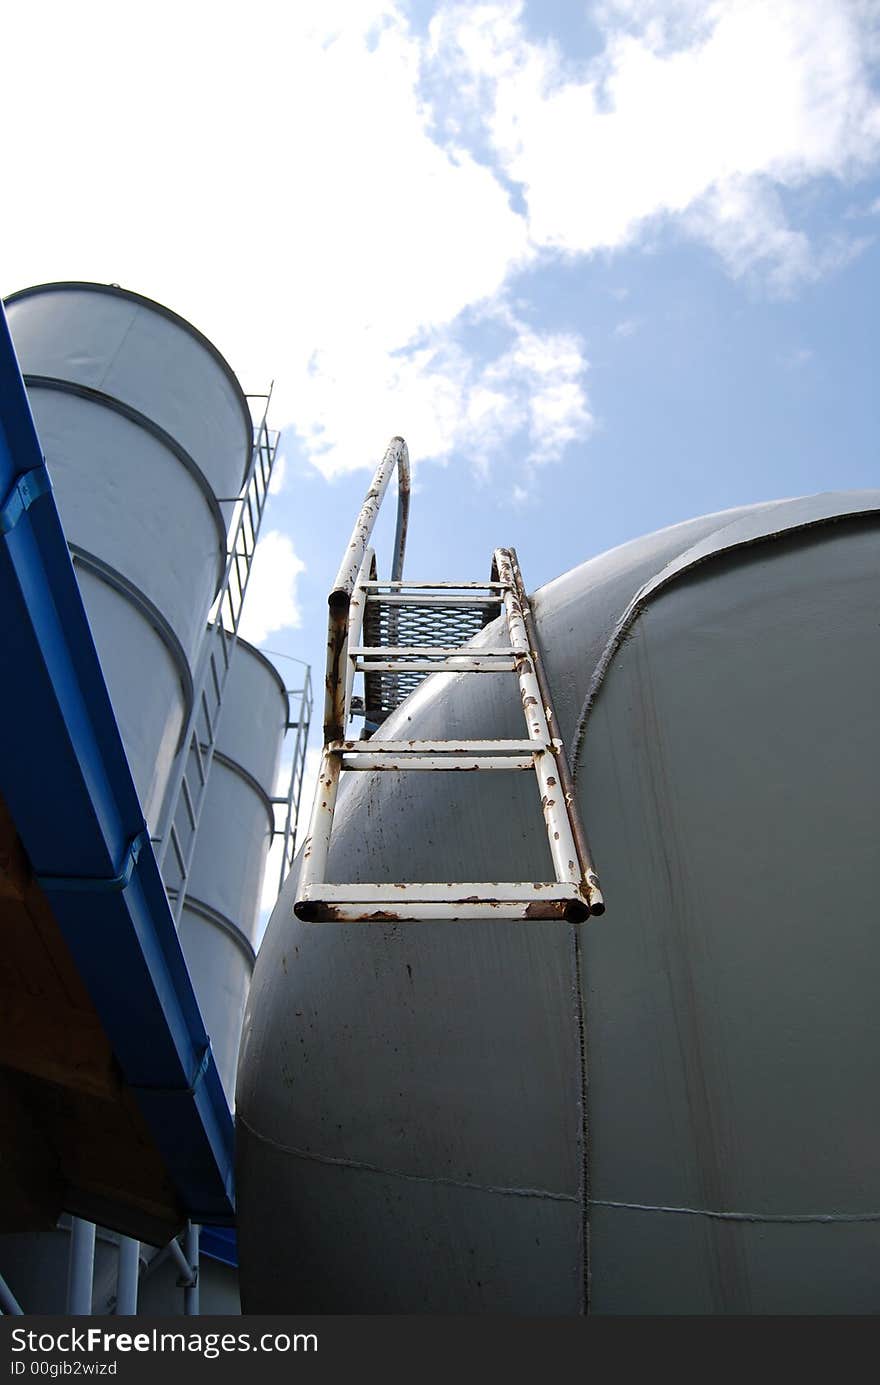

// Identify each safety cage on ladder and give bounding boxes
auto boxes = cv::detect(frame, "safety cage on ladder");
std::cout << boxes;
[294,436,605,925]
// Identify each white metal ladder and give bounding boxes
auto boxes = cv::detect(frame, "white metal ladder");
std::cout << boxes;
[294,437,604,924]
[154,392,280,922]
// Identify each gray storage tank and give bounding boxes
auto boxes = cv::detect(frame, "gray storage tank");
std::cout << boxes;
[237,491,880,1315]
[4,282,252,827]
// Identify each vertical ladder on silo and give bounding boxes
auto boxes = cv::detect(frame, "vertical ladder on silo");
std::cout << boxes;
[294,438,604,924]
[153,393,279,924]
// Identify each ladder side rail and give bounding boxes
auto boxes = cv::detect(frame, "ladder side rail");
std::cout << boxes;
[324,439,410,742]
[344,551,375,719]
[300,549,373,907]
[276,666,314,893]
[505,548,605,916]
[292,667,314,855]
[154,417,278,914]
[273,682,302,887]
[494,548,582,892]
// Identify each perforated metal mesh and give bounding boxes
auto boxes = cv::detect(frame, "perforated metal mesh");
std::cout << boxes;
[362,596,500,724]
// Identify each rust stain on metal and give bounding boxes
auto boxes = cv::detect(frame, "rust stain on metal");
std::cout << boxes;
[323,606,350,742]
[524,900,567,919]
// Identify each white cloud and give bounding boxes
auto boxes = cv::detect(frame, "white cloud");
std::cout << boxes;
[780,345,816,369]
[614,318,639,338]
[294,310,592,478]
[483,322,593,464]
[0,1,534,481]
[238,530,305,645]
[429,0,880,290]
[2,0,878,490]
[268,451,288,496]
[685,177,873,291]
[843,191,880,218]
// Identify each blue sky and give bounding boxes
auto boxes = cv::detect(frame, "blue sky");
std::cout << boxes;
[3,0,879,906]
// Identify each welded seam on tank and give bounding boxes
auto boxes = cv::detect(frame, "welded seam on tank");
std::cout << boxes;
[93,302,141,394]
[238,1113,576,1203]
[591,1200,880,1224]
[568,503,880,777]
[69,545,195,751]
[176,894,257,969]
[230,637,291,701]
[7,282,255,473]
[24,374,229,593]
[210,749,277,830]
[572,922,591,1315]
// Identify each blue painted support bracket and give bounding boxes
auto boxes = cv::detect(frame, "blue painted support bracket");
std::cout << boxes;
[131,1040,213,1097]
[0,464,52,535]
[36,829,149,894]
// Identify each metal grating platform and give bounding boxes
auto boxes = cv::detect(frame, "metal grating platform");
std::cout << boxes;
[362,595,500,724]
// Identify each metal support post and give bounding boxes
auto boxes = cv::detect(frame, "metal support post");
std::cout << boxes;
[183,1223,199,1316]
[115,1237,140,1315]
[0,1271,23,1315]
[67,1218,96,1315]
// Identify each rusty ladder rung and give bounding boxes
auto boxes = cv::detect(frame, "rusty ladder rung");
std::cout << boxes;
[297,881,591,923]
[341,754,536,771]
[330,739,559,753]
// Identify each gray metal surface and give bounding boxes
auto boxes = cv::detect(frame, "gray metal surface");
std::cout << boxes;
[179,638,287,1102]
[237,491,880,1314]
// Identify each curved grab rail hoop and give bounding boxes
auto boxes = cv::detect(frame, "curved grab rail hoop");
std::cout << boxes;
[324,437,410,741]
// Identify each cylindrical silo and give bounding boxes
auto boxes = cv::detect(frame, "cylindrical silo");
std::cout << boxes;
[237,490,880,1315]
[180,636,288,1104]
[4,282,252,827]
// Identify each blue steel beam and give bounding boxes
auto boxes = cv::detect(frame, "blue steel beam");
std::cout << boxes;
[0,302,234,1225]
